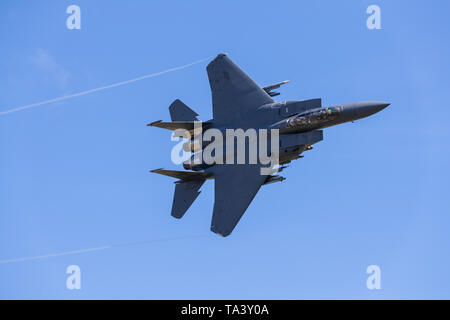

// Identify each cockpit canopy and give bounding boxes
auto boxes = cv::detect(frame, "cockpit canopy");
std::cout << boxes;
[287,106,343,127]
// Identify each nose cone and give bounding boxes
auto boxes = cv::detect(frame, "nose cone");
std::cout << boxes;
[342,101,390,121]
[367,101,390,114]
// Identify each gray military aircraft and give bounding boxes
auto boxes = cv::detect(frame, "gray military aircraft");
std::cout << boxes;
[149,53,389,237]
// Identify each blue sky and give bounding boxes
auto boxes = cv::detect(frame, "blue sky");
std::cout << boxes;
[1,0,450,299]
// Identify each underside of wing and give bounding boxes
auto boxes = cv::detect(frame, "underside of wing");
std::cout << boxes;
[209,164,268,237]
[207,54,273,124]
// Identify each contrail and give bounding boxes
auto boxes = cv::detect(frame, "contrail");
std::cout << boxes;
[0,235,205,264]
[0,57,209,117]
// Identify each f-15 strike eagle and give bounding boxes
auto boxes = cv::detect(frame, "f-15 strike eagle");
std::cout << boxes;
[149,53,389,237]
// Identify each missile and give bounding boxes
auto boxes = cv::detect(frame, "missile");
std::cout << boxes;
[263,80,290,91]
[263,80,290,97]
[263,175,286,185]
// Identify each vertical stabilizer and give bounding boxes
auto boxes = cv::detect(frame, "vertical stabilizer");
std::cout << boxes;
[169,99,199,121]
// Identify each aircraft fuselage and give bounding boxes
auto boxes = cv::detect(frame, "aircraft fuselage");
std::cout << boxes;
[270,101,390,134]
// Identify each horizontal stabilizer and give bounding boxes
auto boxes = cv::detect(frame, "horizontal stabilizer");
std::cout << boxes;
[151,168,212,182]
[171,180,205,219]
[169,99,199,121]
[147,120,212,132]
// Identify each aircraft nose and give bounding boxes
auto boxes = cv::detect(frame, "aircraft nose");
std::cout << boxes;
[371,101,390,112]
[358,101,390,116]
[342,101,390,120]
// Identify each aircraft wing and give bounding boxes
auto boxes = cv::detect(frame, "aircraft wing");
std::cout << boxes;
[207,54,274,124]
[210,164,268,236]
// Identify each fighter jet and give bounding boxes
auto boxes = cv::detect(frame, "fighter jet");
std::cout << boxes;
[149,53,389,237]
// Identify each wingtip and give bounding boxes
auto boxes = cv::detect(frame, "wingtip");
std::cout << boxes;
[208,53,229,67]
[147,120,163,127]
[210,225,232,237]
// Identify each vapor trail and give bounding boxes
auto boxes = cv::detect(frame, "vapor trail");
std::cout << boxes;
[0,58,209,117]
[0,235,204,264]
